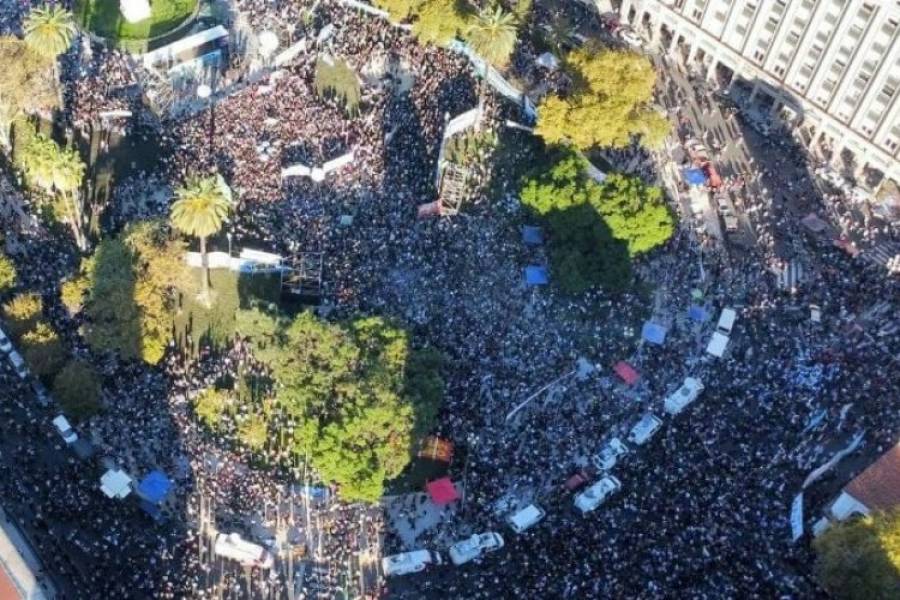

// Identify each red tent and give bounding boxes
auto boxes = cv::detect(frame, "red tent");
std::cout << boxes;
[613,361,639,386]
[426,477,460,505]
[703,162,722,189]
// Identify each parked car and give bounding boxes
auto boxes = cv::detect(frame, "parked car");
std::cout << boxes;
[506,504,545,534]
[382,550,442,576]
[449,532,504,566]
[52,415,78,445]
[214,533,274,569]
[8,350,27,379]
[574,476,622,514]
[563,468,593,492]
[31,381,50,407]
[0,328,12,353]
[664,377,705,415]
[619,29,643,47]
[627,414,663,446]
[593,437,628,471]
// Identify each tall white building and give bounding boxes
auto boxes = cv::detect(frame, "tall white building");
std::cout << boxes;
[619,0,900,185]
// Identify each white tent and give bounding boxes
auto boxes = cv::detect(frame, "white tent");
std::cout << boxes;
[706,332,730,358]
[100,469,133,499]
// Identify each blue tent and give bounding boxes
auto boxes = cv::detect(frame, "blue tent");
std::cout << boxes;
[521,226,544,246]
[683,168,708,186]
[688,305,709,322]
[137,470,172,504]
[641,321,667,345]
[524,266,549,286]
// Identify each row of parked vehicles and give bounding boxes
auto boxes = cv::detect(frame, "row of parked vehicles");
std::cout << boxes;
[382,373,710,577]
[1,326,83,449]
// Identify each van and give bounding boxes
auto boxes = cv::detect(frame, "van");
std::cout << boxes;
[0,328,12,353]
[382,550,441,576]
[52,415,78,445]
[506,504,545,534]
[627,414,662,446]
[214,533,274,569]
[716,308,737,335]
[8,351,27,379]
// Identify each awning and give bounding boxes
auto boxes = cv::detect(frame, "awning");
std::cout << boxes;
[682,168,707,186]
[613,361,639,385]
[641,321,667,345]
[524,266,549,286]
[521,226,544,246]
[137,470,172,504]
[426,477,460,505]
[100,469,133,499]
[688,305,709,322]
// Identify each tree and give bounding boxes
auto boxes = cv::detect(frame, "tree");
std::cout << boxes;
[536,49,670,150]
[373,0,420,22]
[170,175,231,305]
[236,309,445,503]
[239,414,268,450]
[193,388,231,430]
[0,253,17,295]
[412,0,470,46]
[2,292,42,338]
[19,133,87,250]
[315,56,362,116]
[82,221,187,364]
[0,37,57,149]
[814,509,900,600]
[520,152,673,293]
[21,321,66,377]
[53,360,102,419]
[23,5,77,61]
[464,5,518,67]
[60,275,88,315]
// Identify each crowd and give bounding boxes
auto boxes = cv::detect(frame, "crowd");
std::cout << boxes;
[0,0,897,598]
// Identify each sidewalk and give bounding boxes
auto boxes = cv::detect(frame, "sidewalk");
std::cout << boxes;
[0,507,53,600]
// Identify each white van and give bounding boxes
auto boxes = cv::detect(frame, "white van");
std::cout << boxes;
[8,351,27,379]
[382,550,441,576]
[574,476,621,514]
[664,377,705,415]
[214,533,274,569]
[0,328,12,353]
[627,414,663,446]
[506,504,545,534]
[52,415,78,445]
[716,308,737,334]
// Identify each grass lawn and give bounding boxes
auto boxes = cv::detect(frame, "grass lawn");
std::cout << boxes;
[75,0,197,42]
[174,268,281,353]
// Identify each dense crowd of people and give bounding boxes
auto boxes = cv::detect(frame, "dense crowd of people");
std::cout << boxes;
[0,0,897,598]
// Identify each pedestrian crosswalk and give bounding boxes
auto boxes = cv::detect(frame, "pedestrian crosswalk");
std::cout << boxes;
[775,259,805,291]
[862,241,900,268]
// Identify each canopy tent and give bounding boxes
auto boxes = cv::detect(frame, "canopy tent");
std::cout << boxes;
[682,168,708,186]
[703,162,722,188]
[524,266,549,286]
[137,471,172,504]
[688,305,709,322]
[521,226,544,246]
[641,321,667,345]
[801,212,828,233]
[613,361,639,385]
[426,477,460,505]
[100,469,133,499]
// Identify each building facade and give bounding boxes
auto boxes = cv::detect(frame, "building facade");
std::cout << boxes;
[619,0,900,185]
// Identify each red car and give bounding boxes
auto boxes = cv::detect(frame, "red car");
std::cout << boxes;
[563,468,594,492]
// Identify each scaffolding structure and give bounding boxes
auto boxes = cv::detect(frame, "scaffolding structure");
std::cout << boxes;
[281,252,324,300]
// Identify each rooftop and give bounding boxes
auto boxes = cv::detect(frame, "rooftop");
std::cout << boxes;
[845,443,900,512]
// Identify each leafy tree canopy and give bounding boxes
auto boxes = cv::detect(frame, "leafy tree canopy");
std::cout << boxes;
[520,152,673,293]
[814,509,900,600]
[315,56,362,116]
[2,292,43,339]
[0,253,17,295]
[82,220,187,364]
[0,36,57,146]
[53,360,102,419]
[536,48,670,150]
[21,321,66,377]
[235,308,444,503]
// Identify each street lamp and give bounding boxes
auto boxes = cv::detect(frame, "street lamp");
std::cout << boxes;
[196,84,214,153]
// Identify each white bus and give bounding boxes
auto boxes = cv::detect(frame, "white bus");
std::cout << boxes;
[214,533,274,569]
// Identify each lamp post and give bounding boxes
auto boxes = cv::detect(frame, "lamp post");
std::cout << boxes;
[226,231,233,257]
[196,84,213,153]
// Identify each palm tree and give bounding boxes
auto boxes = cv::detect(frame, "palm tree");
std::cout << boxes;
[23,6,77,61]
[170,176,231,304]
[464,6,519,68]
[20,134,86,250]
